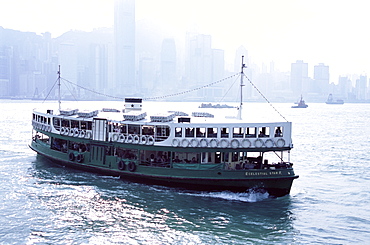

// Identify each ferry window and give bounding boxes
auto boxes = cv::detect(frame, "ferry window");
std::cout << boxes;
[142,126,154,136]
[233,127,244,138]
[175,127,182,137]
[207,128,217,138]
[81,121,87,130]
[71,120,79,128]
[87,122,92,130]
[156,125,170,141]
[221,127,229,138]
[185,127,194,137]
[274,126,283,137]
[61,119,70,127]
[196,128,206,138]
[53,118,61,130]
[128,125,140,135]
[258,127,270,138]
[120,124,127,134]
[245,127,256,138]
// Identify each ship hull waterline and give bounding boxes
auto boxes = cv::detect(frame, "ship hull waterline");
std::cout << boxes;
[30,141,298,197]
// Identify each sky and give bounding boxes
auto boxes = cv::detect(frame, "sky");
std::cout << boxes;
[1,0,369,83]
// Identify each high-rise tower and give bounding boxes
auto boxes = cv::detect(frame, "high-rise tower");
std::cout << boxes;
[114,0,136,96]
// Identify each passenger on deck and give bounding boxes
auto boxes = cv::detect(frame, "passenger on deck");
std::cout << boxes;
[173,156,181,163]
[191,157,197,163]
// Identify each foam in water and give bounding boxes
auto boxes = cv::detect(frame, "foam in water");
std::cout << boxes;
[184,190,270,203]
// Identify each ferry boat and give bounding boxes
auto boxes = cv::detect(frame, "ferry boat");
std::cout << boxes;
[291,95,308,108]
[199,103,236,109]
[326,94,344,104]
[29,58,298,197]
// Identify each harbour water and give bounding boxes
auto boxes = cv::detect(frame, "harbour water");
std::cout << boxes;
[1,100,369,244]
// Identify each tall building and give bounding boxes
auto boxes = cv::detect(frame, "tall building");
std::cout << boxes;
[160,38,177,89]
[313,63,329,95]
[291,60,308,95]
[185,34,212,91]
[114,0,136,96]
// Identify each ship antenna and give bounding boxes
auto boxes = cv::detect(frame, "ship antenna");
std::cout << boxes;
[57,65,61,112]
[237,56,246,120]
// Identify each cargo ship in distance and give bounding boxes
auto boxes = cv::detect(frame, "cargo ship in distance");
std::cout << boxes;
[29,57,299,197]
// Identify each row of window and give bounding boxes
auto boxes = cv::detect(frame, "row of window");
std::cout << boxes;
[175,126,283,138]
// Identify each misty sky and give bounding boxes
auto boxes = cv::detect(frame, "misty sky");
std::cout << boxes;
[1,0,369,82]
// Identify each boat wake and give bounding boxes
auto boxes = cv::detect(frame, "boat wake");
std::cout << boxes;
[183,190,270,203]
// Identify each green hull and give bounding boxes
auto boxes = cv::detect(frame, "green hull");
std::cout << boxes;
[30,137,298,197]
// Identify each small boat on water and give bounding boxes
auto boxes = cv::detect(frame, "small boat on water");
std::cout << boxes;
[291,95,308,108]
[326,94,344,104]
[29,57,298,197]
[199,103,236,109]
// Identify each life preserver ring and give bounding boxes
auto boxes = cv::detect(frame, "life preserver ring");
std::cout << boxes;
[231,139,240,148]
[147,136,155,145]
[79,130,86,138]
[265,139,274,148]
[111,133,119,141]
[74,128,79,137]
[126,135,133,143]
[241,139,251,148]
[69,152,75,161]
[85,131,92,139]
[60,127,66,135]
[128,162,136,172]
[254,139,264,148]
[199,139,208,147]
[172,138,180,147]
[119,134,125,143]
[181,139,189,147]
[133,135,140,144]
[219,139,229,148]
[276,138,286,147]
[65,128,70,135]
[140,135,147,144]
[209,139,218,148]
[69,128,74,136]
[76,154,84,163]
[190,138,199,147]
[118,160,125,170]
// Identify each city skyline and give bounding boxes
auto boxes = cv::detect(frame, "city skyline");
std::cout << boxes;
[1,0,369,82]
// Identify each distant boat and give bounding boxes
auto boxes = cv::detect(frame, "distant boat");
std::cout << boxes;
[198,103,236,109]
[326,94,344,104]
[291,95,308,108]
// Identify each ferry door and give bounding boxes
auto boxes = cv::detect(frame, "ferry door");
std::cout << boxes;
[90,144,106,166]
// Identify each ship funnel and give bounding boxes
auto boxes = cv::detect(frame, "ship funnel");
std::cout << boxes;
[124,98,143,112]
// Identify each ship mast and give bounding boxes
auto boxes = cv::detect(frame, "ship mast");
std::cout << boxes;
[57,65,61,113]
[237,56,246,120]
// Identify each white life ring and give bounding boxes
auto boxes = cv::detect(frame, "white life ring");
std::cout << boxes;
[60,127,66,135]
[147,136,155,145]
[181,139,189,147]
[112,133,119,142]
[265,139,274,148]
[140,135,147,144]
[74,128,79,137]
[254,138,264,148]
[209,139,218,148]
[80,130,86,138]
[133,135,140,144]
[119,134,125,143]
[231,139,240,148]
[69,128,74,136]
[241,139,251,148]
[126,135,134,143]
[219,139,229,148]
[190,138,199,147]
[199,139,208,147]
[276,138,286,147]
[172,138,180,147]
[65,127,70,136]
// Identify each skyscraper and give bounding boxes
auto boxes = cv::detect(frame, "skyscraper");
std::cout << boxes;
[114,0,136,96]
[313,63,329,95]
[291,60,308,95]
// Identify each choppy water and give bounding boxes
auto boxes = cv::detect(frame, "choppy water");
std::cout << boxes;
[1,100,370,244]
